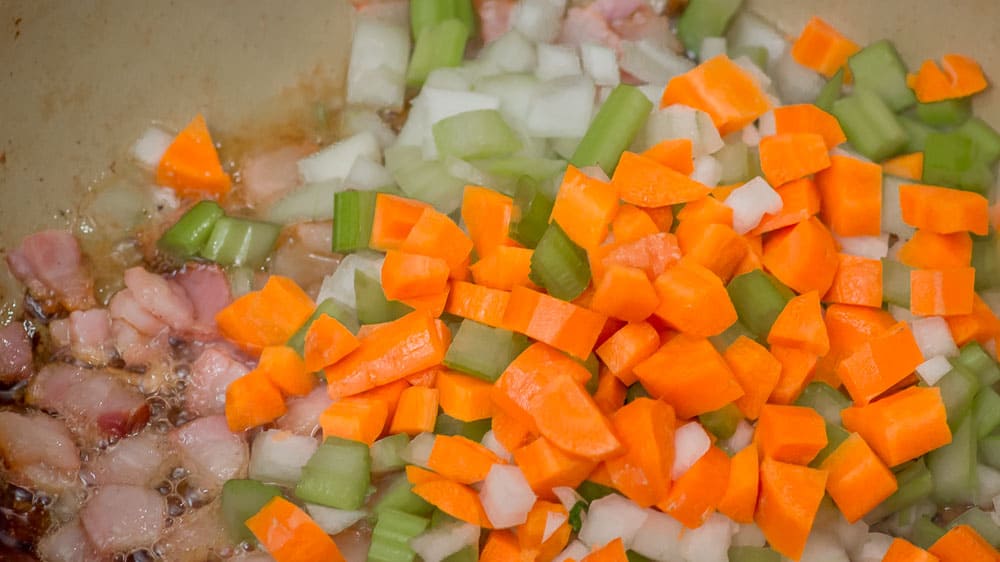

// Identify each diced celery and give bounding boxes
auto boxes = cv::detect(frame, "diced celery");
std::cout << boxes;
[385,145,466,214]
[881,259,912,307]
[815,68,845,113]
[727,546,782,562]
[158,200,225,258]
[899,114,938,153]
[287,299,361,356]
[373,474,434,518]
[434,413,491,442]
[625,382,651,404]
[728,45,768,70]
[948,507,1000,546]
[715,141,752,185]
[708,319,757,352]
[848,40,916,111]
[368,508,430,562]
[529,222,592,301]
[698,403,742,440]
[430,508,460,529]
[472,157,567,183]
[922,131,993,194]
[831,88,909,161]
[354,270,413,325]
[973,237,1000,291]
[295,437,372,510]
[916,98,972,127]
[676,0,744,55]
[332,190,377,252]
[568,501,587,532]
[810,422,849,467]
[444,545,479,562]
[955,342,1000,387]
[411,0,473,38]
[577,480,616,502]
[973,387,1000,439]
[867,459,933,522]
[510,177,556,248]
[371,433,411,474]
[443,319,530,382]
[795,382,852,426]
[434,109,523,160]
[936,365,981,427]
[199,216,281,268]
[221,479,282,543]
[726,270,794,337]
[579,353,601,395]
[571,84,653,175]
[911,516,947,549]
[928,414,977,505]
[980,433,1000,470]
[626,551,653,562]
[958,117,1000,164]
[407,19,469,87]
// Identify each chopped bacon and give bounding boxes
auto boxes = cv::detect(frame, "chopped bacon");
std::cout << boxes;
[37,520,100,562]
[5,230,96,313]
[238,143,315,209]
[84,431,174,487]
[111,319,171,368]
[559,5,621,51]
[610,3,681,52]
[171,263,231,336]
[275,386,333,437]
[156,501,231,561]
[475,0,516,44]
[66,309,115,366]
[108,288,168,337]
[170,415,248,490]
[593,0,643,20]
[0,321,33,383]
[122,266,195,332]
[80,485,166,554]
[184,346,251,417]
[0,410,80,493]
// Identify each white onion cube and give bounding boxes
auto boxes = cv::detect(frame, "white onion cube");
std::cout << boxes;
[679,512,736,562]
[410,521,480,562]
[248,430,319,486]
[536,44,582,81]
[131,127,173,169]
[856,532,894,562]
[345,157,394,191]
[620,40,695,85]
[630,509,684,561]
[315,251,384,309]
[482,30,537,73]
[731,522,767,547]
[699,37,728,62]
[552,486,585,512]
[724,176,784,235]
[511,0,565,43]
[554,540,590,562]
[347,19,410,110]
[401,432,436,468]
[910,316,958,358]
[306,504,367,535]
[673,422,712,479]
[480,464,537,528]
[527,76,595,139]
[722,419,755,454]
[917,356,955,386]
[799,532,850,562]
[578,494,649,549]
[581,43,620,87]
[543,512,567,542]
[298,131,380,184]
[480,430,512,463]
[692,156,723,187]
[835,234,890,260]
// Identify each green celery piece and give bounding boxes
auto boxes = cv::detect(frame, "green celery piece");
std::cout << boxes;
[411,0,473,39]
[443,319,530,382]
[220,479,282,543]
[973,387,1000,439]
[832,88,909,162]
[473,157,566,183]
[295,437,371,510]
[407,18,469,87]
[815,68,845,113]
[728,45,768,70]
[936,365,981,428]
[510,177,556,248]
[714,141,751,185]
[916,98,972,127]
[385,147,466,214]
[795,382,852,426]
[286,299,361,356]
[371,433,411,474]
[626,551,653,562]
[332,190,377,252]
[727,546,782,562]
[354,270,413,326]
[452,0,475,38]
[848,40,916,111]
[368,508,430,562]
[955,341,1000,386]
[899,115,938,153]
[726,270,794,337]
[698,403,742,440]
[434,109,523,160]
[580,353,601,395]
[881,259,912,307]
[958,117,1000,164]
[529,222,591,301]
[810,422,849,467]
[228,266,255,298]
[928,414,978,505]
[577,480,616,502]
[625,382,650,404]
[676,0,744,55]
[568,501,587,532]
[866,459,933,522]
[922,131,993,194]
[373,474,434,518]
[158,200,225,258]
[980,434,1000,469]
[912,516,948,549]
[434,413,491,442]
[443,546,479,562]
[430,508,460,529]
[571,84,653,175]
[199,216,281,268]
[708,320,757,352]
[949,507,1000,546]
[973,237,1000,291]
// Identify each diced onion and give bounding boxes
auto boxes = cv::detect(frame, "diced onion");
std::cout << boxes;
[731,522,768,548]
[724,176,783,235]
[630,509,684,560]
[578,494,649,549]
[910,316,959,358]
[346,18,410,110]
[410,521,480,562]
[726,11,787,69]
[248,430,319,486]
[481,30,538,73]
[131,127,173,169]
[535,44,583,81]
[679,512,736,562]
[479,464,537,528]
[882,176,917,239]
[620,40,695,85]
[552,486,585,512]
[298,131,381,184]
[799,532,850,562]
[315,251,384,309]
[580,43,620,87]
[511,0,566,43]
[673,422,712,479]
[401,432,436,468]
[692,155,723,187]
[855,533,894,562]
[916,355,953,386]
[772,47,825,104]
[554,540,590,562]
[543,512,567,542]
[425,67,473,91]
[757,110,776,138]
[480,430,512,463]
[305,504,367,535]
[722,419,755,454]
[699,37,728,63]
[341,108,398,149]
[835,234,890,260]
[527,76,596,139]
[345,157,394,191]
[889,304,913,323]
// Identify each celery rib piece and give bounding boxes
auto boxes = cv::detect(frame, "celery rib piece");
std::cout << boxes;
[529,222,591,301]
[570,84,653,175]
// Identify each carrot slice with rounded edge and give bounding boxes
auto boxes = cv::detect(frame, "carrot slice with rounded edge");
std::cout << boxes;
[469,246,538,291]
[652,259,738,337]
[225,371,287,432]
[412,479,493,528]
[593,366,626,416]
[882,538,939,562]
[767,291,830,356]
[528,374,623,461]
[773,104,847,149]
[581,537,629,562]
[762,217,839,296]
[823,254,883,308]
[898,231,972,269]
[552,165,621,249]
[790,17,860,77]
[590,265,659,323]
[928,524,1000,562]
[370,193,432,251]
[724,336,782,420]
[246,497,346,562]
[519,500,571,559]
[769,345,819,405]
[157,114,232,198]
[750,177,821,236]
[612,152,710,208]
[841,386,952,467]
[595,322,660,386]
[304,315,360,373]
[605,398,676,507]
[756,404,828,465]
[319,397,388,445]
[388,386,438,436]
[946,293,1000,347]
[611,204,660,244]
[258,345,315,397]
[908,54,989,103]
[910,267,976,317]
[657,446,731,529]
[427,434,503,484]
[899,183,989,235]
[717,444,759,523]
[641,138,694,174]
[837,321,924,406]
[513,437,597,499]
[660,55,771,135]
[820,433,898,523]
[492,410,538,453]
[755,457,828,560]
[437,369,494,422]
[759,133,831,187]
[815,155,883,237]
[462,185,515,258]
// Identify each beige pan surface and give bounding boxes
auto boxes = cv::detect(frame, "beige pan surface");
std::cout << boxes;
[1,0,998,317]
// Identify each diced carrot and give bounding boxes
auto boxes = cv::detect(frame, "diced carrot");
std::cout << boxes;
[445,281,510,328]
[819,433,898,523]
[303,315,360,373]
[750,178,821,235]
[762,217,839,295]
[815,155,883,237]
[908,54,989,103]
[325,310,448,398]
[405,365,440,387]
[492,410,538,453]
[412,479,493,528]
[769,345,819,405]
[319,397,388,445]
[755,457,829,560]
[611,204,660,244]
[681,223,749,283]
[899,183,989,235]
[841,386,952,467]
[882,152,925,181]
[723,336,782,420]
[767,291,830,356]
[634,333,744,419]
[406,464,444,485]
[380,250,450,300]
[513,437,597,498]
[481,530,524,562]
[928,524,1000,562]
[518,500,571,559]
[245,497,346,562]
[946,293,1000,346]
[528,373,623,460]
[652,259,738,337]
[398,287,450,318]
[790,17,860,77]
[660,55,771,135]
[657,446,731,528]
[734,234,765,276]
[355,379,409,422]
[257,345,315,397]
[551,165,621,249]
[910,267,976,316]
[216,275,315,354]
[156,114,232,198]
[642,138,694,174]
[590,265,659,323]
[427,434,503,484]
[677,194,734,227]
[595,321,660,386]
[815,304,897,385]
[225,371,288,432]
[759,133,831,187]
[593,366,627,416]
[612,152,710,208]
[773,104,847,149]
[581,538,629,562]
[640,205,675,232]
[898,231,972,269]
[503,287,607,360]
[469,246,538,291]
[711,183,743,202]
[388,386,439,436]
[717,444,759,523]
[882,538,940,562]
[756,404,828,465]
[400,207,474,273]
[462,185,515,257]
[370,193,432,251]
[437,369,494,422]
[837,321,924,406]
[590,232,683,283]
[605,398,676,507]
[492,342,594,430]
[823,254,884,308]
